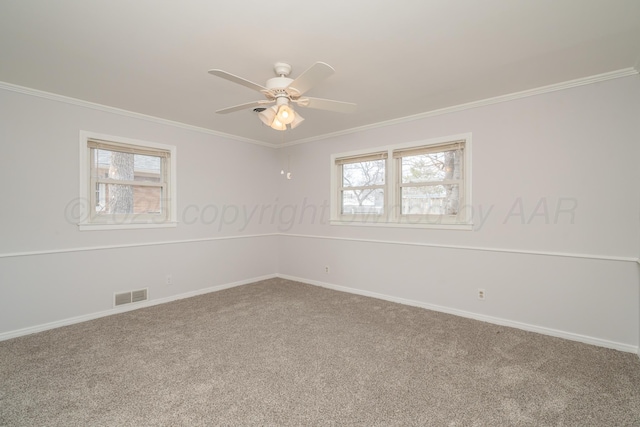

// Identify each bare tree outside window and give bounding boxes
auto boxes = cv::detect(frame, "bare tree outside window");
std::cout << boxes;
[109,152,134,214]
[341,159,385,215]
[93,148,164,217]
[401,148,462,216]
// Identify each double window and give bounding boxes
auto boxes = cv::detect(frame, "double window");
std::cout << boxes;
[79,131,177,230]
[331,134,471,229]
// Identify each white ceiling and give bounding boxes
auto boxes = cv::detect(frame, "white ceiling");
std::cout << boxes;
[1,0,639,146]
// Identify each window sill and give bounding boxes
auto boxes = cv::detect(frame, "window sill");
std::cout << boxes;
[78,222,178,231]
[329,219,473,231]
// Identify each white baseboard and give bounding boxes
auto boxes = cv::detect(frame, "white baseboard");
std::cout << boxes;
[0,274,277,342]
[277,274,639,355]
[3,272,637,357]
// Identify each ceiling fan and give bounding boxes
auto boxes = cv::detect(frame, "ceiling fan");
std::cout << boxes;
[208,62,356,131]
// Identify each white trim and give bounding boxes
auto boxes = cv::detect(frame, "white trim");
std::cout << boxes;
[278,68,640,148]
[0,274,277,342]
[1,268,634,352]
[1,68,636,149]
[78,222,179,231]
[0,81,277,148]
[279,233,638,263]
[328,220,474,231]
[277,274,638,354]
[0,233,278,259]
[0,232,635,263]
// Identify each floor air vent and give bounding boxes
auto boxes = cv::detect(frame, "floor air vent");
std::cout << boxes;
[114,288,148,307]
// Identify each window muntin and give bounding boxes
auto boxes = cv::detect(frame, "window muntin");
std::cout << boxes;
[331,135,471,229]
[79,132,176,230]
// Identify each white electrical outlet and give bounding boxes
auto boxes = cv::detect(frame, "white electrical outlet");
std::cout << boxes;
[166,275,173,285]
[325,266,330,273]
[478,288,485,300]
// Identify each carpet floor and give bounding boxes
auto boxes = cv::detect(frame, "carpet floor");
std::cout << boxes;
[1,278,639,426]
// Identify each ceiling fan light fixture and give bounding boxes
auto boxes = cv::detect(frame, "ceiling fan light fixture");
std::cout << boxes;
[258,105,288,131]
[270,117,286,131]
[276,104,295,125]
[258,105,276,126]
[290,112,305,129]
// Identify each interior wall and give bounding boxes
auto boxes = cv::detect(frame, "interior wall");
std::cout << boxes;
[276,75,640,352]
[1,75,639,353]
[0,87,280,337]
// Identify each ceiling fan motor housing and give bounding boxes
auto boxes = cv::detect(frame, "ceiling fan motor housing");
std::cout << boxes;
[266,76,294,91]
[268,62,296,96]
[273,62,292,77]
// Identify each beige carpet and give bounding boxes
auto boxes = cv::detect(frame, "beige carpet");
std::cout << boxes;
[1,277,639,426]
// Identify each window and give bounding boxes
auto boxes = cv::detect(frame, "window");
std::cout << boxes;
[79,131,177,230]
[395,141,464,217]
[331,134,471,229]
[337,152,387,218]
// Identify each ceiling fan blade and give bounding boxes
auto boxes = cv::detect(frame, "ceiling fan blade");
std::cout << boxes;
[208,69,268,93]
[288,62,335,95]
[215,100,273,114]
[296,97,357,114]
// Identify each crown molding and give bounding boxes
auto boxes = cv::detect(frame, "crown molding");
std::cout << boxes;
[279,67,639,148]
[0,81,278,148]
[2,67,637,150]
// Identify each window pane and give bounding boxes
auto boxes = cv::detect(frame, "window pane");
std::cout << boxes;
[93,149,162,183]
[134,154,162,183]
[342,160,385,187]
[401,184,459,215]
[401,149,461,184]
[341,189,384,215]
[96,184,163,215]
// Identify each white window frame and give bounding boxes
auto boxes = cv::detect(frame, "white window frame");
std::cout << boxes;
[78,131,177,231]
[330,133,472,230]
[336,151,388,221]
